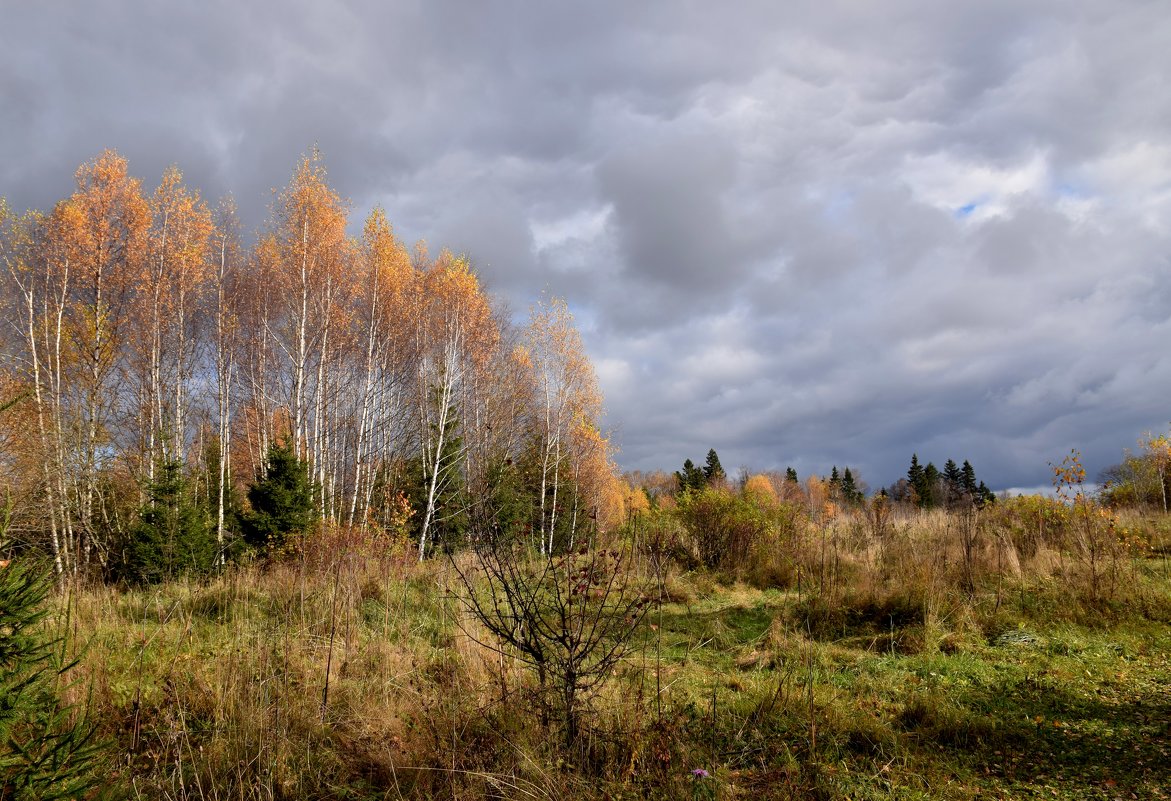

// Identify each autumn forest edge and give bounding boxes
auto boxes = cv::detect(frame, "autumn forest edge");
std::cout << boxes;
[0,148,621,583]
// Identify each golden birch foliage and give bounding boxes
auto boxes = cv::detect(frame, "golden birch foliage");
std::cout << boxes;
[622,481,651,520]
[1141,433,1171,466]
[148,166,213,353]
[419,250,498,368]
[269,152,354,351]
[14,151,151,570]
[522,296,614,544]
[263,150,351,456]
[512,344,533,371]
[413,251,500,464]
[60,151,150,288]
[2,148,626,562]
[0,371,44,519]
[525,296,602,425]
[362,208,412,291]
[149,166,213,301]
[467,328,538,473]
[1139,432,1171,511]
[130,166,214,463]
[47,152,150,481]
[275,151,349,263]
[743,473,779,509]
[805,476,832,520]
[570,414,623,531]
[359,207,415,351]
[56,151,150,380]
[266,150,351,324]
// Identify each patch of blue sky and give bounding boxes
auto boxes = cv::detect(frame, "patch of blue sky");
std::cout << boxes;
[567,303,601,335]
[954,201,980,218]
[818,188,855,224]
[1054,181,1092,200]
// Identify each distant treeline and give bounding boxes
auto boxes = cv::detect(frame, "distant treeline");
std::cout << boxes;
[637,449,996,510]
[650,438,1171,514]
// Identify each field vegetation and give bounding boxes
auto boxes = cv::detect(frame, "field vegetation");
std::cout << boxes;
[16,464,1171,800]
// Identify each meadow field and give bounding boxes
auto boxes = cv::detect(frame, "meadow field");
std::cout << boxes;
[46,499,1171,800]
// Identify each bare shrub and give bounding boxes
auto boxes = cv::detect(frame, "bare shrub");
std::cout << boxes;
[1053,450,1149,602]
[451,531,652,755]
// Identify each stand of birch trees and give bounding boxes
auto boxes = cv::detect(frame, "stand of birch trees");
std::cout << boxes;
[0,149,623,579]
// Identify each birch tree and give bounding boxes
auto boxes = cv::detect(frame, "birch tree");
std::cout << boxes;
[212,198,243,561]
[348,208,412,529]
[53,152,149,572]
[3,204,72,576]
[523,296,602,554]
[134,166,212,478]
[265,150,349,464]
[413,252,497,560]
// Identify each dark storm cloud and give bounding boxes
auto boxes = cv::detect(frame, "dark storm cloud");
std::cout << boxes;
[2,0,1170,490]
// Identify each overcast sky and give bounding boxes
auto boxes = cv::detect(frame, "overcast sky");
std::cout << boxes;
[3,1,1170,492]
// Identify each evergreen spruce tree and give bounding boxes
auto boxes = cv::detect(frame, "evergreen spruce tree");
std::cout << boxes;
[121,459,216,585]
[907,454,927,506]
[242,441,317,551]
[674,459,705,494]
[961,460,978,496]
[828,465,841,500]
[922,462,941,509]
[688,460,705,491]
[0,561,112,798]
[702,449,726,485]
[785,467,799,483]
[943,459,963,508]
[977,481,996,507]
[405,413,469,556]
[474,457,531,542]
[841,467,860,505]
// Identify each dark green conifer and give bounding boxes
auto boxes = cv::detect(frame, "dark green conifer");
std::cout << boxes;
[961,460,978,496]
[922,462,940,509]
[122,459,216,584]
[0,561,113,798]
[242,441,317,550]
[675,458,705,494]
[841,467,860,504]
[472,456,530,544]
[785,467,799,483]
[702,449,726,485]
[943,459,963,507]
[907,454,927,506]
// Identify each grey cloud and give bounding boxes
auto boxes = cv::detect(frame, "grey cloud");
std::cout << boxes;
[596,132,740,288]
[3,0,1170,491]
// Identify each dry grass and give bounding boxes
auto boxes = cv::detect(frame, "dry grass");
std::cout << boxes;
[58,546,560,799]
[37,504,1171,799]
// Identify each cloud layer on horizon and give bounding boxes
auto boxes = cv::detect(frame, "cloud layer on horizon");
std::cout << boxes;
[3,1,1170,490]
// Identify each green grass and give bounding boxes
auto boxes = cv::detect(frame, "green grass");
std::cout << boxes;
[46,550,1171,799]
[620,571,1171,800]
